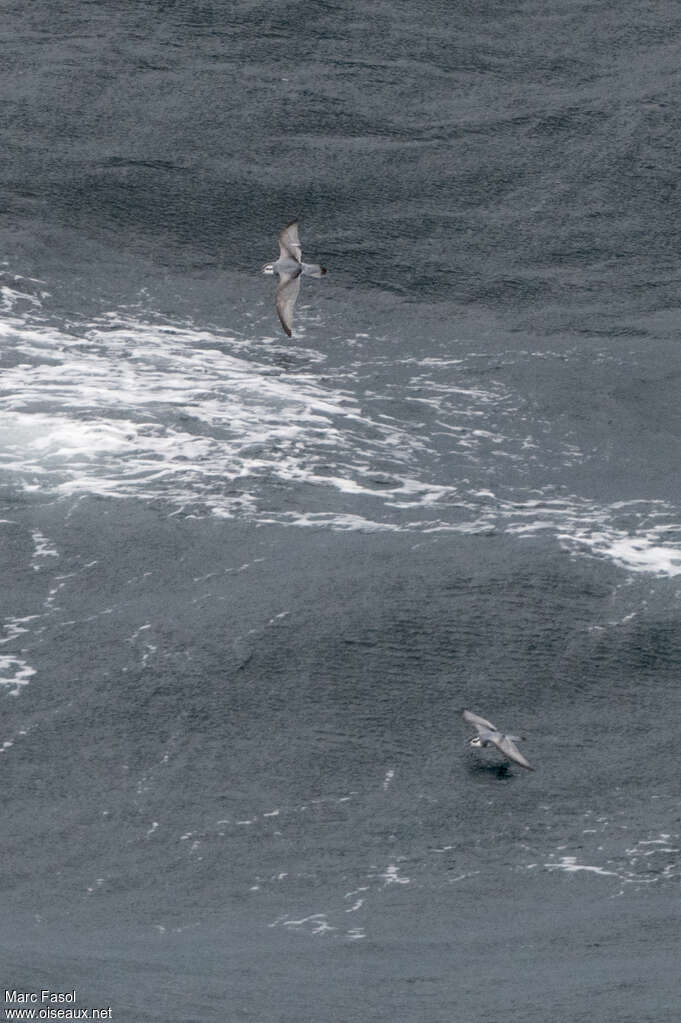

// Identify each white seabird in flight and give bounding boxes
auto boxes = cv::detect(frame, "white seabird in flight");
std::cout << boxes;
[262,220,327,338]
[462,709,535,771]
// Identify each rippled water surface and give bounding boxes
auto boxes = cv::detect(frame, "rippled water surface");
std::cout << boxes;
[2,2,681,1021]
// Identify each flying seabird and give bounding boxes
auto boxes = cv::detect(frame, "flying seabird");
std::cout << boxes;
[262,220,327,338]
[462,709,535,771]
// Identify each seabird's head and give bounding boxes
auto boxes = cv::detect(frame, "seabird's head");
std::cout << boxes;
[262,262,275,275]
[320,266,328,275]
[467,736,483,749]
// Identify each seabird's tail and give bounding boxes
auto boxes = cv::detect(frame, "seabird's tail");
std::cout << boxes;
[302,262,326,278]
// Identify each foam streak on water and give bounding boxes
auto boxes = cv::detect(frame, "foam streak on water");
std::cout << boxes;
[0,306,438,517]
[2,288,681,578]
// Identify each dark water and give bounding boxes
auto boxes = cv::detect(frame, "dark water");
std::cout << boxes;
[2,2,681,1020]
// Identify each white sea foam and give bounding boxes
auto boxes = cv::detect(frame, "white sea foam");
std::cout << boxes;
[0,615,40,645]
[544,856,620,878]
[564,529,681,576]
[379,863,410,886]
[31,530,59,570]
[0,655,36,695]
[543,825,681,889]
[0,311,439,520]
[2,299,681,577]
[271,913,336,936]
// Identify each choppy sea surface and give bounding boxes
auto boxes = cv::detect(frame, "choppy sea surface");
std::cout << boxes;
[2,2,681,1020]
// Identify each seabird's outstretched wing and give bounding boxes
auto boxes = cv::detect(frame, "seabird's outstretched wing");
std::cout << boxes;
[462,709,498,732]
[279,220,302,263]
[275,269,301,337]
[491,733,534,771]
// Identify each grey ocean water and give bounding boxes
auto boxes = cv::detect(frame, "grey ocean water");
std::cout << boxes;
[2,2,681,1020]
